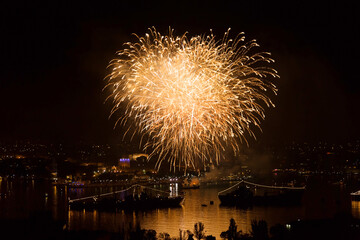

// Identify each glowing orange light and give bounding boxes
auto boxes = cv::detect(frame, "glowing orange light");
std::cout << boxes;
[106,27,278,171]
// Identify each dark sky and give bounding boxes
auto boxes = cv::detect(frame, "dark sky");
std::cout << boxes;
[1,0,359,145]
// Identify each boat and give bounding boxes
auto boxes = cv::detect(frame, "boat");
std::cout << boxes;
[218,180,305,206]
[182,177,200,189]
[68,184,184,210]
[351,190,360,201]
[218,185,253,206]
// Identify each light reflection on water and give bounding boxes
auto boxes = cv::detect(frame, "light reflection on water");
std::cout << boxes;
[0,179,357,239]
[352,201,360,219]
[67,182,351,238]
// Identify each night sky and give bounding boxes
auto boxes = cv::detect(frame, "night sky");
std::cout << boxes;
[1,0,359,145]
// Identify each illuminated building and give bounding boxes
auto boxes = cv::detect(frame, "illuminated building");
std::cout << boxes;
[119,158,130,169]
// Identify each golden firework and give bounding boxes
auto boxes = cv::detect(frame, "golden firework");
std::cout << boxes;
[105,27,278,172]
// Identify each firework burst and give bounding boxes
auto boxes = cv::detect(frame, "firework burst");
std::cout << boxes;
[105,27,278,171]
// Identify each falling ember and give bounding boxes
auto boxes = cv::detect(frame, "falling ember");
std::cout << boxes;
[105,27,279,172]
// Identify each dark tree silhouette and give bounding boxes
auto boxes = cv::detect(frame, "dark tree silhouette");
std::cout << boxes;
[270,224,289,240]
[194,222,206,240]
[220,218,238,240]
[143,229,157,240]
[250,220,269,240]
[205,235,216,240]
[220,218,252,240]
[187,230,195,240]
[179,229,187,240]
[158,232,171,240]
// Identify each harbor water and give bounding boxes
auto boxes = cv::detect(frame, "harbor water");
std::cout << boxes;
[0,178,358,238]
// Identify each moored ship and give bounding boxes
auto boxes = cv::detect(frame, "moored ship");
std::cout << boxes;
[68,184,184,210]
[218,180,305,206]
[351,190,360,201]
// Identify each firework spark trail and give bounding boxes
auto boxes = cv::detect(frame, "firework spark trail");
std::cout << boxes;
[105,27,279,172]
